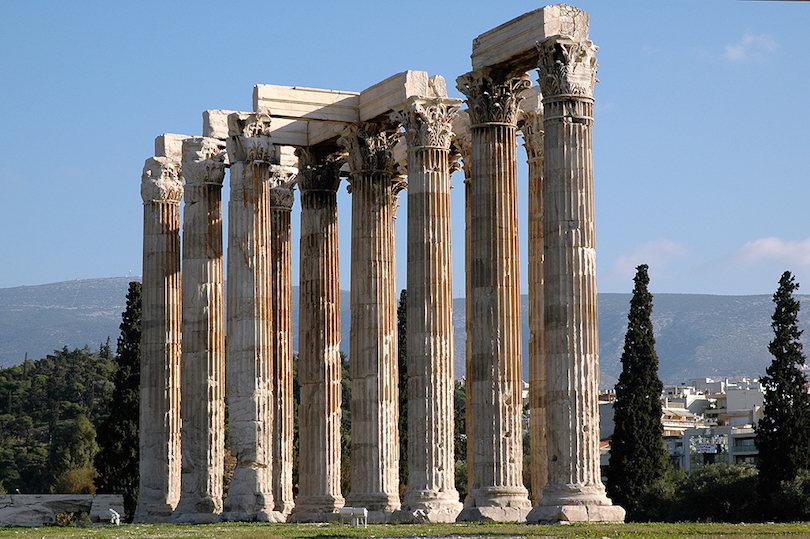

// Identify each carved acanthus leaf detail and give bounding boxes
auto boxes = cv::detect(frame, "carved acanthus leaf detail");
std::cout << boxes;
[296,148,344,193]
[338,122,399,175]
[227,112,277,164]
[268,186,295,210]
[456,69,530,126]
[181,137,226,186]
[391,99,459,150]
[536,36,598,99]
[518,110,544,162]
[141,156,183,203]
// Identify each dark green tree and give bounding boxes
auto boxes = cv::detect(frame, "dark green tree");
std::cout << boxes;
[94,281,141,521]
[756,271,810,515]
[607,264,667,518]
[397,289,408,494]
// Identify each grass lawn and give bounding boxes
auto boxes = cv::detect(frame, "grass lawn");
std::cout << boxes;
[1,522,810,539]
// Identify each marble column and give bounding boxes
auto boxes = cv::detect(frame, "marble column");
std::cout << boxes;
[221,113,289,522]
[527,35,625,524]
[136,153,183,523]
[290,151,346,521]
[391,98,463,522]
[456,68,531,522]
[170,137,226,524]
[339,122,402,518]
[269,184,295,516]
[518,89,547,506]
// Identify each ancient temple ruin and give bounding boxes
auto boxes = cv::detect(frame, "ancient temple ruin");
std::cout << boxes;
[136,4,625,525]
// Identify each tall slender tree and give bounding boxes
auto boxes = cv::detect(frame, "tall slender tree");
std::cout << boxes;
[397,289,408,493]
[94,281,141,521]
[607,264,667,518]
[756,271,810,508]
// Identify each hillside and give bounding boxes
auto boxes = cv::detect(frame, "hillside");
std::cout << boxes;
[2,278,805,387]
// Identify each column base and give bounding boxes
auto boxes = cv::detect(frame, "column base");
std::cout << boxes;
[288,494,345,522]
[456,486,531,522]
[218,509,286,523]
[170,496,221,523]
[133,501,175,524]
[527,484,625,523]
[274,501,295,516]
[392,490,463,522]
[527,504,625,524]
[345,493,400,514]
[220,492,284,522]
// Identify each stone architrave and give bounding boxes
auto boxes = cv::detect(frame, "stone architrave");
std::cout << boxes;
[269,183,296,516]
[221,113,289,523]
[136,144,183,524]
[290,150,346,522]
[170,137,226,524]
[339,122,402,519]
[526,34,625,524]
[456,68,532,522]
[518,88,547,506]
[390,98,463,523]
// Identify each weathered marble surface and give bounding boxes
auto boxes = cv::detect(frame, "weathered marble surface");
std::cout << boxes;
[171,136,227,524]
[391,97,463,523]
[136,139,184,523]
[456,68,531,523]
[289,151,345,522]
[527,31,624,525]
[0,495,124,526]
[341,122,402,514]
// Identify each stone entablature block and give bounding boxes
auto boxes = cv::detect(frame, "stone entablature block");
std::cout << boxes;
[471,4,589,73]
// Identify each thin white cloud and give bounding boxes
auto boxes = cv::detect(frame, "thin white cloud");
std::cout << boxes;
[610,239,689,283]
[724,32,779,61]
[732,237,810,269]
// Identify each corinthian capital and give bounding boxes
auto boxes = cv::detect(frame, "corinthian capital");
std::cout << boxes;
[226,112,278,164]
[518,87,544,162]
[268,186,295,210]
[141,156,183,204]
[338,122,399,175]
[455,68,530,127]
[181,137,226,186]
[390,98,460,151]
[536,36,598,99]
[296,148,344,194]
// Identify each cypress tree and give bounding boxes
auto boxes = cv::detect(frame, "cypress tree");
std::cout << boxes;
[94,281,141,521]
[606,264,667,518]
[756,271,810,511]
[397,289,408,493]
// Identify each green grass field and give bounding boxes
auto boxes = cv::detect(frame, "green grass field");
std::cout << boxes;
[2,522,810,539]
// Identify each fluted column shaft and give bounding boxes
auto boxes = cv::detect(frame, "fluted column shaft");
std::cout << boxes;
[530,35,624,523]
[519,98,547,505]
[222,113,289,522]
[292,154,345,520]
[171,138,226,523]
[136,156,183,523]
[456,70,531,521]
[269,186,295,515]
[393,99,462,522]
[340,123,401,514]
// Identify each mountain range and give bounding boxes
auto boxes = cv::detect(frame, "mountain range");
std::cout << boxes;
[2,277,805,388]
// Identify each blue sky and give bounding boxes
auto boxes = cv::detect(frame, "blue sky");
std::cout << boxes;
[1,1,808,296]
